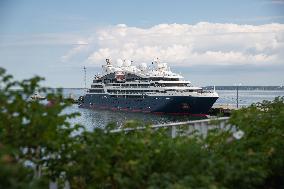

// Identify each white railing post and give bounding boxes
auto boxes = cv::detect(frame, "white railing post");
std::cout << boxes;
[201,122,208,138]
[187,123,194,135]
[171,126,177,138]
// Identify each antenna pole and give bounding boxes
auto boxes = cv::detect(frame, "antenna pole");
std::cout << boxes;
[83,66,86,91]
[236,85,239,109]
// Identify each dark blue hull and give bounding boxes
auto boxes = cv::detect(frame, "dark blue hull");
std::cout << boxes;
[79,94,218,116]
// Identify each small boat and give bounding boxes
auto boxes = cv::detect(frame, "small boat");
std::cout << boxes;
[31,92,46,100]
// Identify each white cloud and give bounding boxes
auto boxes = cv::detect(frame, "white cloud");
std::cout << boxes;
[0,33,86,47]
[270,0,284,5]
[61,40,89,62]
[63,22,284,66]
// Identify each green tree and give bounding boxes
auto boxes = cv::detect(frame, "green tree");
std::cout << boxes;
[227,97,284,188]
[0,67,82,187]
[0,143,46,189]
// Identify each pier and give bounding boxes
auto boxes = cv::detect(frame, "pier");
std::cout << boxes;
[209,105,237,116]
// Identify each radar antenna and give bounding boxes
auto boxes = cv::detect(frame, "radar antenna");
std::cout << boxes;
[106,59,111,65]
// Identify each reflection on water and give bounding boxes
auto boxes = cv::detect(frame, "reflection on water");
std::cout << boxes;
[64,104,203,131]
[62,89,284,130]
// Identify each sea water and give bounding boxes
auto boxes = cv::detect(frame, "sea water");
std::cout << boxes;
[62,89,284,130]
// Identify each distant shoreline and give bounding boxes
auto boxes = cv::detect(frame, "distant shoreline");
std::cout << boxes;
[202,86,284,90]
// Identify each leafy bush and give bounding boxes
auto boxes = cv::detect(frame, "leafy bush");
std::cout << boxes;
[0,68,81,187]
[0,67,284,188]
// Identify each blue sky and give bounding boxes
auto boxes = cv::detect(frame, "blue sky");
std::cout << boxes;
[0,0,284,87]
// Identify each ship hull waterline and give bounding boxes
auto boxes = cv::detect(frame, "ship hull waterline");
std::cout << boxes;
[79,94,218,117]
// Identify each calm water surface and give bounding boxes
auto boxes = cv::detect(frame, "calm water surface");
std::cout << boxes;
[62,89,284,130]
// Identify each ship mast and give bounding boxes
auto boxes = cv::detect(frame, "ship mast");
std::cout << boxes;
[83,66,87,91]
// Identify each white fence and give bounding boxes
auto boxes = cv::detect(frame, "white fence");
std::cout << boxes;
[111,117,232,138]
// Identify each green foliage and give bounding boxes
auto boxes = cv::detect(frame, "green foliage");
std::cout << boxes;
[1,67,284,188]
[227,97,284,188]
[67,127,216,189]
[0,143,45,189]
[0,68,82,187]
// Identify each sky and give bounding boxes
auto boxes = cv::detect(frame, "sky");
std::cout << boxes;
[0,0,284,87]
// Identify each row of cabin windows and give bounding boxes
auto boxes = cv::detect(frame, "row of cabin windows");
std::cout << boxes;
[106,83,153,87]
[103,78,142,83]
[158,83,191,87]
[105,83,190,87]
[110,95,145,98]
[93,80,102,83]
[89,88,197,94]
[91,82,193,87]
[93,77,179,83]
[150,78,179,81]
[89,89,104,93]
[107,90,159,94]
[165,89,197,92]
[91,85,103,88]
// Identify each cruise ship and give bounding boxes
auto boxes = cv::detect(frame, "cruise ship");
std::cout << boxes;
[79,59,219,116]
